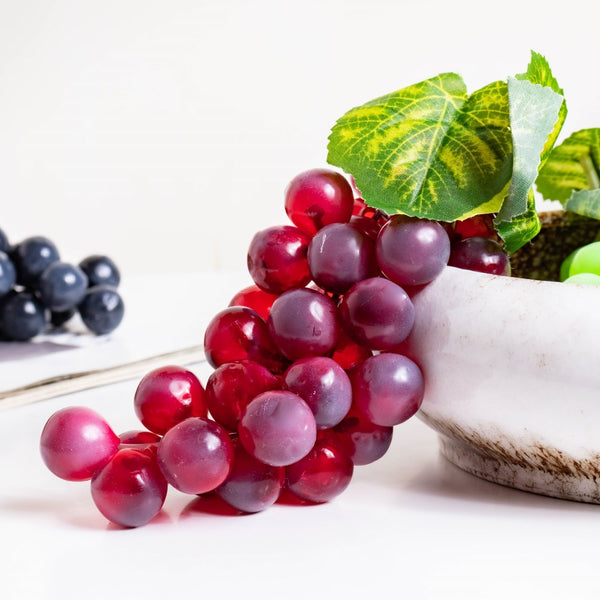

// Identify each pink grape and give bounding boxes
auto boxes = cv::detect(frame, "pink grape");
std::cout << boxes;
[40,406,120,481]
[157,417,234,495]
[267,288,341,360]
[238,390,317,467]
[216,438,285,513]
[350,353,424,427]
[376,215,450,286]
[333,405,393,465]
[283,356,352,429]
[339,277,415,350]
[91,446,168,528]
[307,223,378,294]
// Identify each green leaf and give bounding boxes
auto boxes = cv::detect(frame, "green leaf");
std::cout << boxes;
[327,74,513,221]
[536,128,600,201]
[515,50,567,164]
[495,77,563,234]
[496,188,541,253]
[564,188,600,219]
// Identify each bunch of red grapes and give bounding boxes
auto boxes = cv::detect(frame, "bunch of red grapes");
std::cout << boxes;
[39,168,510,528]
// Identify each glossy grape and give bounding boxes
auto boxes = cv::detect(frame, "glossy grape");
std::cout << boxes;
[449,236,511,276]
[203,306,287,373]
[0,251,16,297]
[308,223,378,294]
[40,406,120,481]
[339,277,415,350]
[238,390,317,467]
[205,359,280,431]
[247,225,311,294]
[78,285,125,335]
[118,430,162,446]
[0,290,47,341]
[453,214,497,240]
[228,284,279,321]
[330,331,373,371]
[376,215,450,286]
[133,365,207,435]
[267,288,340,360]
[284,168,354,235]
[283,357,352,429]
[216,438,285,513]
[91,446,168,528]
[350,353,424,427]
[38,261,89,311]
[349,215,382,240]
[157,417,233,495]
[12,235,60,285]
[79,255,121,288]
[333,406,393,465]
[286,433,353,503]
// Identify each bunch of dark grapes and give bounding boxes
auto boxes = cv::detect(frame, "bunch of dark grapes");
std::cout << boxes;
[39,168,510,528]
[0,229,124,340]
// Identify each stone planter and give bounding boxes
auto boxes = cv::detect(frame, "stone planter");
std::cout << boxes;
[407,210,600,503]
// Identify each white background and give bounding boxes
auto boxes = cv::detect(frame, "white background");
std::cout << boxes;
[2,3,600,598]
[1,0,599,276]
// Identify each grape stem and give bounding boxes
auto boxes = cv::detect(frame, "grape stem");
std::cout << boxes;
[580,153,600,190]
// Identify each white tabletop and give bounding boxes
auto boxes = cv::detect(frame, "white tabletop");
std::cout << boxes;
[1,270,599,600]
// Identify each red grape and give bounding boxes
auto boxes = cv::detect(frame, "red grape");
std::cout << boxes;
[133,365,207,435]
[228,284,279,321]
[205,359,281,431]
[91,446,168,528]
[284,168,354,235]
[286,433,353,503]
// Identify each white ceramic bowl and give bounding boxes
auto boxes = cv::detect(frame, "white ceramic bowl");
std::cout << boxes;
[407,265,600,503]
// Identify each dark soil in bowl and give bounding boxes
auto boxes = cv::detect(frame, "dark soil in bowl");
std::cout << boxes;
[510,211,600,281]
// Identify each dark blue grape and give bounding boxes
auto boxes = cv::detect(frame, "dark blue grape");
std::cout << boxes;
[0,251,16,297]
[78,285,124,335]
[13,236,60,286]
[38,261,88,311]
[50,308,76,328]
[0,228,10,253]
[79,255,121,288]
[0,290,47,341]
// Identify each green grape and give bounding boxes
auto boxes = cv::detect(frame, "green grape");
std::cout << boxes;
[560,241,600,281]
[563,272,600,286]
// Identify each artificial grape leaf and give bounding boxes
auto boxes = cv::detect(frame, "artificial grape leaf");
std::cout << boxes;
[536,128,600,201]
[327,74,513,222]
[496,188,541,254]
[494,77,563,241]
[564,188,600,219]
[515,50,567,164]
